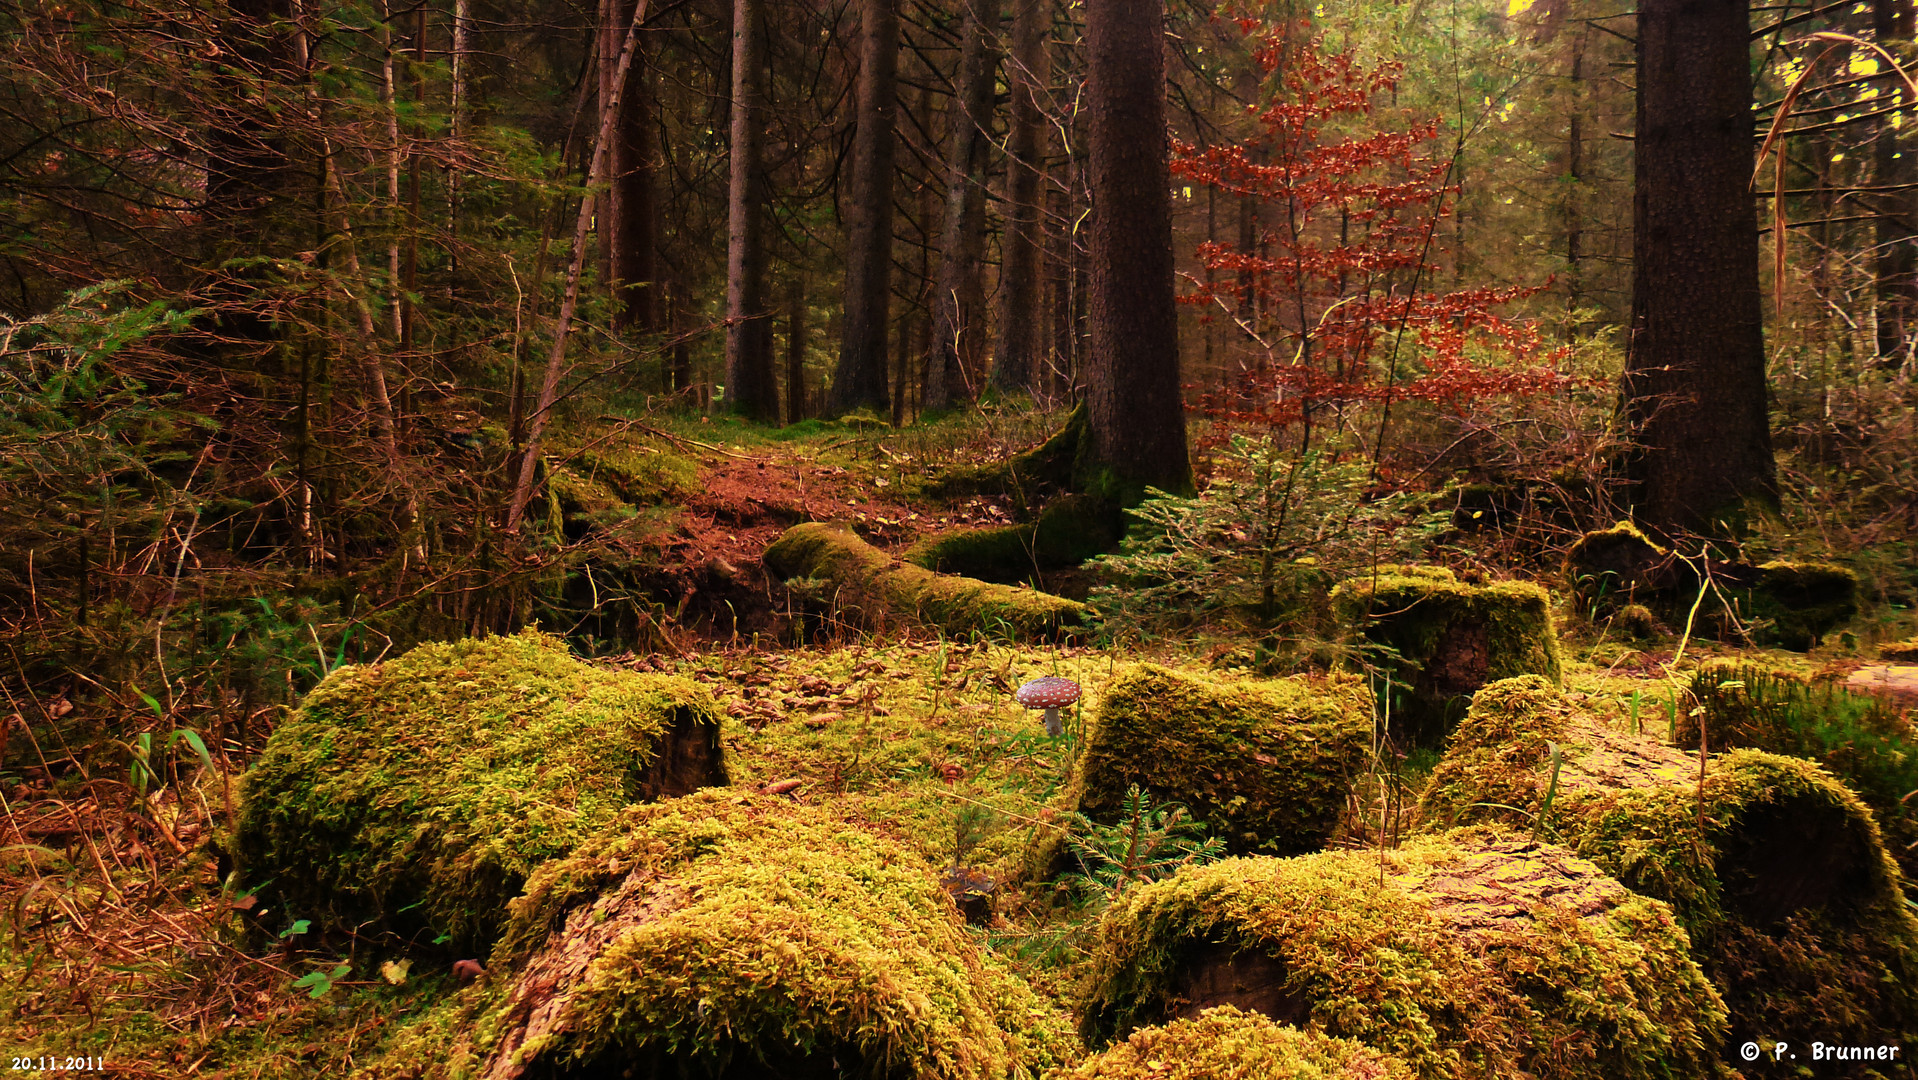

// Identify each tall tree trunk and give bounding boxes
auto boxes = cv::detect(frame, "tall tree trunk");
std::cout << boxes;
[827,0,900,416]
[449,0,469,273]
[786,273,808,422]
[924,0,996,412]
[603,0,660,333]
[724,0,778,420]
[1874,0,1916,369]
[991,0,1050,396]
[1083,0,1191,500]
[1624,0,1775,538]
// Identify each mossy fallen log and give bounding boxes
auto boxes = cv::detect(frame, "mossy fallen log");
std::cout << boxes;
[232,631,728,954]
[1063,664,1370,858]
[1565,521,1858,650]
[906,494,1121,585]
[1053,1006,1413,1080]
[1419,675,1918,1054]
[922,403,1088,499]
[475,789,1076,1080]
[1331,566,1561,749]
[765,522,1086,641]
[1079,828,1728,1080]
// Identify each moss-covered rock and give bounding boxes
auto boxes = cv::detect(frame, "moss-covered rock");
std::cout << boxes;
[907,494,1121,585]
[1079,828,1728,1080]
[765,522,1086,641]
[476,789,1077,1080]
[1743,560,1861,651]
[1419,676,1918,1056]
[1331,567,1561,749]
[1049,1006,1413,1080]
[1066,664,1370,857]
[233,631,728,954]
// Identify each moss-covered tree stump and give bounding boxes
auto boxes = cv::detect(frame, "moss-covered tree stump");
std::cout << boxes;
[475,790,1076,1080]
[1419,676,1918,1057]
[1330,567,1560,749]
[1565,521,1859,650]
[1079,828,1728,1080]
[1062,664,1370,858]
[764,522,1086,641]
[233,631,728,954]
[1053,1006,1412,1080]
[906,494,1120,586]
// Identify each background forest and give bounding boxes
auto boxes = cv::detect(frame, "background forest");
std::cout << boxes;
[2,0,1918,1073]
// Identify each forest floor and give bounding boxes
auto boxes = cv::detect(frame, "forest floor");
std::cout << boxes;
[0,410,1910,1078]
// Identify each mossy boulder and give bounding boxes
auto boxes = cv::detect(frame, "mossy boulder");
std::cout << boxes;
[765,522,1086,641]
[1420,676,1918,1055]
[1065,664,1370,857]
[1331,566,1561,749]
[476,789,1077,1080]
[907,494,1121,585]
[233,631,728,954]
[1050,1006,1413,1080]
[1565,522,1859,650]
[1079,828,1728,1080]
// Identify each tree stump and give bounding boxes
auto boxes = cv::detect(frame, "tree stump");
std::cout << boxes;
[1079,828,1727,1080]
[233,631,728,954]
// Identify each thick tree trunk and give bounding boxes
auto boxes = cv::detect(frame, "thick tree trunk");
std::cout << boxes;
[601,0,660,333]
[723,0,778,420]
[1874,0,1916,369]
[1623,0,1774,538]
[785,274,808,423]
[826,0,899,417]
[1083,0,1191,500]
[991,0,1050,396]
[924,0,995,413]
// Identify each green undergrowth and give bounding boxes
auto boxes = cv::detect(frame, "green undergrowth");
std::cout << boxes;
[907,494,1120,585]
[232,630,729,955]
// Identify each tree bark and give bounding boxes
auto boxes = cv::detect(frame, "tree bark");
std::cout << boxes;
[1874,0,1916,369]
[724,0,778,420]
[1623,0,1774,538]
[991,0,1050,396]
[826,0,900,417]
[785,274,808,422]
[602,0,660,333]
[924,0,996,413]
[1083,0,1191,500]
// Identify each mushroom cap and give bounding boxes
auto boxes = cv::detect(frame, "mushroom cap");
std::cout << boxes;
[1015,676,1081,709]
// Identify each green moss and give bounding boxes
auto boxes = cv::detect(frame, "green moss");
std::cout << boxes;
[1067,664,1370,856]
[925,403,1089,499]
[1050,1006,1414,1080]
[477,789,1078,1079]
[232,630,729,954]
[1880,639,1918,662]
[1079,828,1728,1080]
[1331,568,1561,748]
[1739,560,1859,651]
[765,522,1087,641]
[908,495,1122,585]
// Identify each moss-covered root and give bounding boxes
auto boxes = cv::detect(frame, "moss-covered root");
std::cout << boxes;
[1419,675,1918,1052]
[1048,1006,1414,1080]
[1330,566,1561,749]
[907,494,1121,585]
[1068,664,1370,857]
[1079,829,1728,1080]
[924,402,1089,499]
[232,630,729,955]
[764,522,1087,641]
[475,790,1078,1080]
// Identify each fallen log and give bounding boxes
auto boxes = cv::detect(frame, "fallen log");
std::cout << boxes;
[475,790,1075,1080]
[764,522,1086,641]
[1079,828,1728,1080]
[232,630,728,954]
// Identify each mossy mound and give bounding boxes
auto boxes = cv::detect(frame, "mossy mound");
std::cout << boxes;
[476,789,1077,1080]
[765,522,1086,641]
[1565,522,1858,650]
[1079,828,1728,1080]
[1419,675,1918,1054]
[1331,567,1561,749]
[1880,638,1918,662]
[1066,664,1369,857]
[232,631,728,954]
[907,494,1121,585]
[1050,1006,1413,1080]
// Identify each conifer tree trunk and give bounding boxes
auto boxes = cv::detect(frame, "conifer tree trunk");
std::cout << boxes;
[1623,0,1775,537]
[1874,0,1916,369]
[827,0,900,416]
[724,0,778,420]
[924,0,995,412]
[601,0,660,333]
[1082,0,1191,500]
[786,274,808,422]
[991,0,1050,396]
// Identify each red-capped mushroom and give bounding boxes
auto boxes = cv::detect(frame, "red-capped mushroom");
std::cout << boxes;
[1015,676,1081,736]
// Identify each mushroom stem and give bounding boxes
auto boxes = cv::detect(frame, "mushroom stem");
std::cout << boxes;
[1043,706,1063,737]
